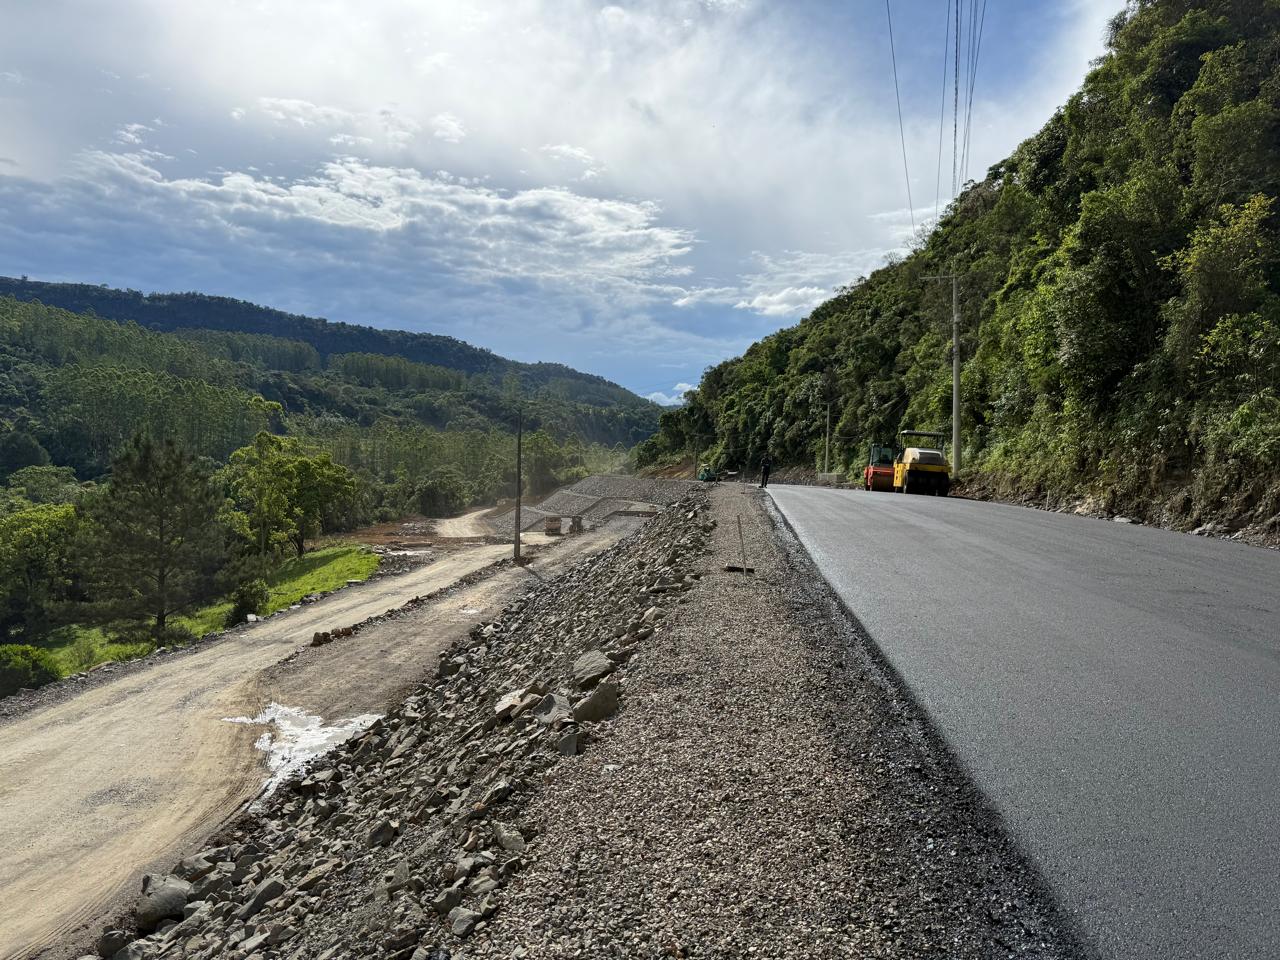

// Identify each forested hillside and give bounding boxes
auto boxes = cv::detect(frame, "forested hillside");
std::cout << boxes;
[0,293,651,692]
[0,277,658,439]
[641,0,1280,532]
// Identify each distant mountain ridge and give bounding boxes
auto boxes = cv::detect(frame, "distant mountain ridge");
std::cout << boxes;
[0,277,644,405]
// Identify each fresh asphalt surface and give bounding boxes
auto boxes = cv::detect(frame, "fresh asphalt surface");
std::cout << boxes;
[769,485,1279,960]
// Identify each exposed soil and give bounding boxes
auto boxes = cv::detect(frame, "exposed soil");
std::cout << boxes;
[0,526,630,960]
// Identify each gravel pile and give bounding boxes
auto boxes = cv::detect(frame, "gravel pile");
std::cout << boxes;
[570,476,695,505]
[493,476,696,534]
[461,485,1083,959]
[88,491,712,960]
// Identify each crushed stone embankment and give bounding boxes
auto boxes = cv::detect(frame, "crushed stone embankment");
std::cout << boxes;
[89,485,1082,960]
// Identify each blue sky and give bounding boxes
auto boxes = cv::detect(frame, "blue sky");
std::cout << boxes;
[0,0,1118,403]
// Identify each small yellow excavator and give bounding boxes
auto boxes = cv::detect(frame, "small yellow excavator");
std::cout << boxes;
[893,430,950,496]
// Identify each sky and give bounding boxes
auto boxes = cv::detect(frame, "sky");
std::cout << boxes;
[0,0,1120,404]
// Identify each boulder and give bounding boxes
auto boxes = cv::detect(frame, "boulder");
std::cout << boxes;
[235,875,286,921]
[96,929,129,958]
[531,693,571,726]
[573,680,619,723]
[572,650,615,689]
[448,906,480,938]
[431,881,465,915]
[491,821,525,853]
[368,818,396,847]
[134,875,191,931]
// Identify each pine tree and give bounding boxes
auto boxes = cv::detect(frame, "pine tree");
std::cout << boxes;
[84,435,225,637]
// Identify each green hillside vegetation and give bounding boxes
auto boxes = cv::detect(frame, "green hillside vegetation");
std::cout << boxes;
[0,291,649,693]
[641,0,1280,531]
[0,277,658,442]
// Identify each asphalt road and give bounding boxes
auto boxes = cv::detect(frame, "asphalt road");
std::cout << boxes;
[768,485,1279,960]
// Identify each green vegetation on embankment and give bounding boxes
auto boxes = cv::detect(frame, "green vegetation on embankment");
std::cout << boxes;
[0,284,646,697]
[0,429,390,697]
[640,0,1280,533]
[15,545,378,683]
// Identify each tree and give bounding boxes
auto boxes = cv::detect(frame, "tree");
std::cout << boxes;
[0,503,79,641]
[225,433,358,558]
[286,453,357,557]
[0,430,50,480]
[6,465,82,505]
[83,436,225,636]
[224,432,297,561]
[414,465,471,517]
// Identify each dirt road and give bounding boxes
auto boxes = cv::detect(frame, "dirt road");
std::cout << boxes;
[0,529,626,960]
[429,507,493,539]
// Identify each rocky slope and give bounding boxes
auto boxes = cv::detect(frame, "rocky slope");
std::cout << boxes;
[85,486,1081,960]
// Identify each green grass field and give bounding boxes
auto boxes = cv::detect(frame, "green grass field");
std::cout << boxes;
[34,545,380,676]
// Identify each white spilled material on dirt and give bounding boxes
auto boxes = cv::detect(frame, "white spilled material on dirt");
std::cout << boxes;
[224,703,380,796]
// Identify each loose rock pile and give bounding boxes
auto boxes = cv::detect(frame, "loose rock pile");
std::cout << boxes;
[493,476,695,533]
[89,491,712,960]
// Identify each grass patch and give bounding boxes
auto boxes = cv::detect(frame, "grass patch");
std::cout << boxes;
[32,545,380,678]
[178,544,380,637]
[35,626,155,677]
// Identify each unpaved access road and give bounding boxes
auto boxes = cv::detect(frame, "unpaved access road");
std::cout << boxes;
[0,527,627,960]
[429,507,494,539]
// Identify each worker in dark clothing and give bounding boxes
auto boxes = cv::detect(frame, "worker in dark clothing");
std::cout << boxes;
[760,454,772,488]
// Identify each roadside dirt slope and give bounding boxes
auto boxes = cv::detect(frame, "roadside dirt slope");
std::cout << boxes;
[1,523,637,960]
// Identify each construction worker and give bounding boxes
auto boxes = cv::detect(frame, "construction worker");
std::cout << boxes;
[760,453,772,489]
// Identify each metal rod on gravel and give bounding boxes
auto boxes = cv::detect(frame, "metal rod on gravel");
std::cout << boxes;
[737,514,750,576]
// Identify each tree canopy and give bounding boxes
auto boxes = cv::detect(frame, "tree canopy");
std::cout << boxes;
[642,0,1280,527]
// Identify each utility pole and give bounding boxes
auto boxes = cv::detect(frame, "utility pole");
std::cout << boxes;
[824,402,831,474]
[513,407,523,564]
[951,275,961,476]
[923,269,962,475]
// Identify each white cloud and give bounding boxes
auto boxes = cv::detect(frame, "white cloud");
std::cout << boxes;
[257,97,355,128]
[676,248,884,318]
[542,143,605,181]
[431,112,466,144]
[329,133,373,148]
[644,381,697,405]
[113,122,152,145]
[0,0,1118,391]
[83,152,691,288]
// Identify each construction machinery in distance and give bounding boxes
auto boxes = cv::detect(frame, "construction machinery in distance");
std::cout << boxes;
[862,443,896,492]
[893,430,951,496]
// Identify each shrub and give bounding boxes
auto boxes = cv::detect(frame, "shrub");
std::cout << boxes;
[225,578,270,628]
[0,644,60,698]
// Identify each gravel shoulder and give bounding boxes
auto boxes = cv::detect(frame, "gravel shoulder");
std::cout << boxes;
[85,486,1084,960]
[467,484,1082,958]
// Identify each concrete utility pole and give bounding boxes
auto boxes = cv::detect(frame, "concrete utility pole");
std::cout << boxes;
[951,275,961,476]
[923,270,962,475]
[514,408,523,564]
[824,402,832,474]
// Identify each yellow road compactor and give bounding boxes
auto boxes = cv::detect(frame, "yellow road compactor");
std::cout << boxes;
[893,430,951,496]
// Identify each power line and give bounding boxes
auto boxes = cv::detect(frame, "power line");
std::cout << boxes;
[952,0,961,197]
[934,0,953,223]
[885,0,916,234]
[960,0,989,183]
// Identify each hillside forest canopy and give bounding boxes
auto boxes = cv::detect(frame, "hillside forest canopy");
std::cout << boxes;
[640,0,1280,531]
[0,291,655,694]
